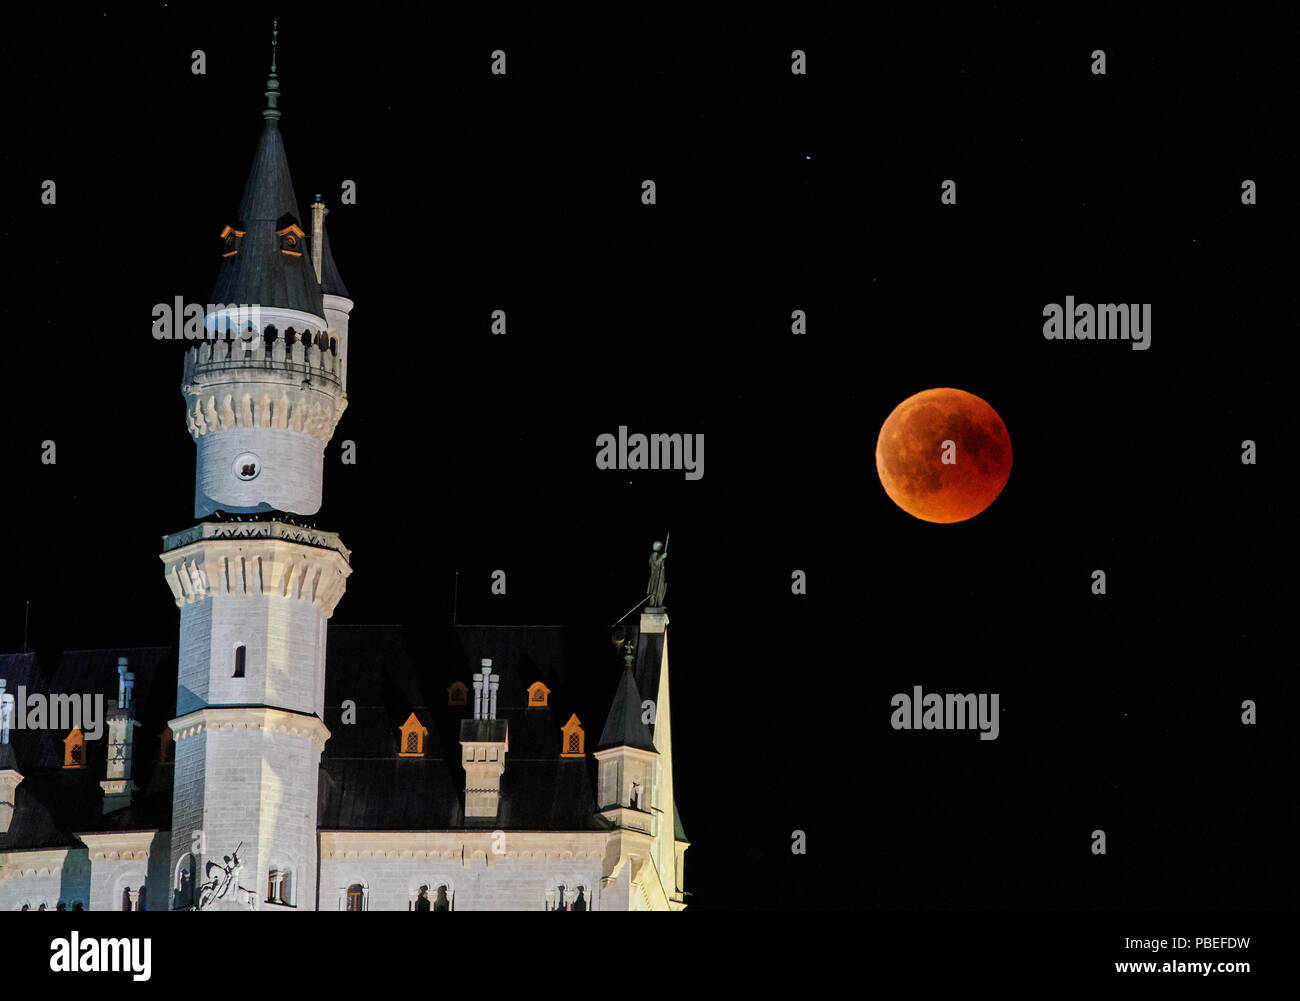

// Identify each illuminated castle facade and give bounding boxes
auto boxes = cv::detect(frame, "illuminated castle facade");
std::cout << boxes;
[0,37,687,912]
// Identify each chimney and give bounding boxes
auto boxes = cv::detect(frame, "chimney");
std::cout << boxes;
[0,678,20,833]
[101,657,139,814]
[0,678,11,745]
[473,660,487,719]
[311,195,326,283]
[460,659,508,817]
[0,766,20,834]
[117,656,135,712]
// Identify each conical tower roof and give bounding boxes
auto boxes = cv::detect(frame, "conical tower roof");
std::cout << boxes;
[209,24,324,317]
[596,667,656,752]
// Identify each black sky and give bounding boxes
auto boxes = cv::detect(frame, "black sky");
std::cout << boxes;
[0,3,1294,910]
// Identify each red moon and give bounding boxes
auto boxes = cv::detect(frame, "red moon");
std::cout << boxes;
[875,388,1012,523]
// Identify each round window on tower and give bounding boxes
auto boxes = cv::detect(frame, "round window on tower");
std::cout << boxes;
[233,452,262,481]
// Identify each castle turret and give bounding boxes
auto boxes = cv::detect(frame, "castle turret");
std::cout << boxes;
[184,24,347,518]
[163,23,351,911]
[595,659,659,834]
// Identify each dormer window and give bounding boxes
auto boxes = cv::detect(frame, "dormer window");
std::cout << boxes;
[219,224,245,257]
[527,681,550,707]
[63,729,86,769]
[560,714,585,758]
[277,221,305,256]
[398,712,428,757]
[447,681,468,707]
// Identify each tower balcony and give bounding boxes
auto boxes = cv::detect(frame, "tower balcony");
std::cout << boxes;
[184,329,343,390]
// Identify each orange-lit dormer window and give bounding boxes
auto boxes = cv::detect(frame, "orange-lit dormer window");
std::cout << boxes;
[219,224,246,257]
[277,223,305,256]
[560,714,584,758]
[63,728,86,769]
[527,681,550,707]
[398,712,428,757]
[447,681,468,707]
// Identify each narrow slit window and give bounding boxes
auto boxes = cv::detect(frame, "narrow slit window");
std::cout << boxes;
[234,644,246,678]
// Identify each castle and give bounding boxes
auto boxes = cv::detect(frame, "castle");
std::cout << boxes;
[0,32,687,912]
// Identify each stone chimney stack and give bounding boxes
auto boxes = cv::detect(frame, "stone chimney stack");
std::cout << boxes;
[0,678,12,746]
[101,657,139,814]
[118,656,135,711]
[0,678,21,834]
[460,659,508,817]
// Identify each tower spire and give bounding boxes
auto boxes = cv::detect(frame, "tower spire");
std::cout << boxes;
[263,19,281,121]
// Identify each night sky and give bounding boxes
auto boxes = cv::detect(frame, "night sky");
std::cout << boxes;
[0,3,1294,912]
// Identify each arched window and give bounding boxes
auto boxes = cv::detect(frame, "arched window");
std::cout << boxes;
[174,854,196,910]
[63,729,85,769]
[121,887,131,912]
[233,644,246,678]
[398,713,428,757]
[546,880,590,911]
[447,681,468,707]
[527,681,550,706]
[560,714,585,757]
[346,883,365,912]
[630,781,643,810]
[410,880,454,911]
[267,866,293,906]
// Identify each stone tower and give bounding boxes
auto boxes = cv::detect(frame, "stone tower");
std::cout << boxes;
[160,26,352,911]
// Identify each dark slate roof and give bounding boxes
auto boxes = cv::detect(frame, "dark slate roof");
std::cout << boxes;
[0,777,78,852]
[0,647,178,847]
[0,652,44,691]
[209,118,325,317]
[674,803,688,842]
[317,624,613,831]
[0,652,49,771]
[2,616,644,843]
[596,667,656,752]
[319,218,350,298]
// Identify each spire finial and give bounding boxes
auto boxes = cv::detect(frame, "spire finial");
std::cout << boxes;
[263,19,281,121]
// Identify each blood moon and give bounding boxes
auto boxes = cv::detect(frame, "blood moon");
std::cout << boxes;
[875,388,1012,523]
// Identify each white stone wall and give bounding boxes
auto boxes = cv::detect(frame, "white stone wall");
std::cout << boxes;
[0,849,90,911]
[178,594,327,717]
[169,724,322,911]
[319,854,608,911]
[195,426,325,517]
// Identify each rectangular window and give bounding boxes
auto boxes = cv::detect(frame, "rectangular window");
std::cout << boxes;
[234,644,246,678]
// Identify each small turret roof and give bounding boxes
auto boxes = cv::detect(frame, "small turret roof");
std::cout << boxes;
[596,667,656,752]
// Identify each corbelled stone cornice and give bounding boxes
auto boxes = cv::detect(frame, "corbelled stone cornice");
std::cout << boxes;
[169,706,331,752]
